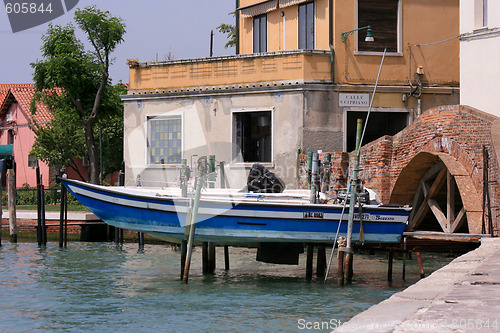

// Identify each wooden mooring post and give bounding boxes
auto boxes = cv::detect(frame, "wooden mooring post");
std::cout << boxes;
[337,247,345,286]
[202,242,216,274]
[182,157,205,284]
[180,239,187,279]
[59,175,68,248]
[202,242,209,274]
[416,251,425,278]
[224,245,230,271]
[306,244,314,280]
[208,242,216,273]
[402,237,407,281]
[138,232,145,249]
[317,246,326,277]
[387,249,394,282]
[7,169,17,243]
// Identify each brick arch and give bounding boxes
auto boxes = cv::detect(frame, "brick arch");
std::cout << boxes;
[355,105,499,235]
[390,151,483,233]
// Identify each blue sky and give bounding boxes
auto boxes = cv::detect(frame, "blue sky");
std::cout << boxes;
[0,1,236,83]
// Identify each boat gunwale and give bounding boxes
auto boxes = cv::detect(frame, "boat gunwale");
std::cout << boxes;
[62,178,412,213]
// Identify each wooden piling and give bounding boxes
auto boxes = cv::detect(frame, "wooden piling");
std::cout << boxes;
[202,242,209,274]
[180,159,188,197]
[7,169,16,243]
[344,251,353,284]
[317,246,326,277]
[40,184,47,245]
[208,242,216,274]
[387,249,394,282]
[208,155,216,189]
[402,237,407,281]
[337,247,345,286]
[182,158,205,284]
[59,180,67,248]
[180,239,187,279]
[219,161,226,189]
[64,192,68,247]
[138,232,144,249]
[344,119,363,285]
[416,251,425,278]
[36,165,42,245]
[307,152,313,189]
[306,244,314,280]
[224,245,230,271]
[310,153,319,204]
[114,227,120,244]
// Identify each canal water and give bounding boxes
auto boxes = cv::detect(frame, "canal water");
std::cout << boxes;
[0,242,457,332]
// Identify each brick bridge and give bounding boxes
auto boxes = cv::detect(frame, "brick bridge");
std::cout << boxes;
[301,105,500,236]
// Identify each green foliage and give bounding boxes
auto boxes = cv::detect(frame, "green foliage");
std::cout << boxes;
[1,184,81,207]
[31,6,126,184]
[217,12,237,49]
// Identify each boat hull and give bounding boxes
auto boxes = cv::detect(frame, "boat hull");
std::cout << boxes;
[62,179,410,245]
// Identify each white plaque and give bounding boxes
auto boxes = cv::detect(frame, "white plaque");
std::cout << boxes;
[339,93,370,107]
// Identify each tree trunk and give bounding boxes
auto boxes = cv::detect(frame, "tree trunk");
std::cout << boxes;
[85,119,99,184]
[85,72,108,184]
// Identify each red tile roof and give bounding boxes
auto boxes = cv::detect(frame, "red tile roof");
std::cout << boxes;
[0,83,54,125]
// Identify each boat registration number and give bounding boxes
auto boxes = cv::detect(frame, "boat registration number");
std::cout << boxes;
[303,211,324,219]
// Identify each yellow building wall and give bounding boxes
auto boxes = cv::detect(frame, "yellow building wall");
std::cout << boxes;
[238,0,459,86]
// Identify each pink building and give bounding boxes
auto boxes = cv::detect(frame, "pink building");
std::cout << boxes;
[0,83,91,187]
[0,83,53,187]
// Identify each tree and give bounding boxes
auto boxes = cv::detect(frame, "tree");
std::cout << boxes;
[217,12,236,49]
[31,6,126,184]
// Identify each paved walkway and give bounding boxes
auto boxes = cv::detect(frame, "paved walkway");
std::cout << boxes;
[2,210,99,222]
[335,238,500,332]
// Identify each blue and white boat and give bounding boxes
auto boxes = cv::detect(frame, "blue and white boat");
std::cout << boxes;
[61,178,410,245]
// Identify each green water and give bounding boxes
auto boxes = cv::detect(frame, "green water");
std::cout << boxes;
[0,242,457,332]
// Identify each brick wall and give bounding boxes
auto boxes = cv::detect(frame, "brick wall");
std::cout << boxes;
[299,105,500,234]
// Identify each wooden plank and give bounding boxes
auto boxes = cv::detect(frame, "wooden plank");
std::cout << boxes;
[428,199,448,232]
[422,162,445,182]
[450,207,466,233]
[447,171,454,233]
[403,231,490,242]
[408,167,447,230]
[427,167,448,197]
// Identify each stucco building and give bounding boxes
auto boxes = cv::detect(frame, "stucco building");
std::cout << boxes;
[460,0,500,117]
[122,0,460,189]
[0,84,52,187]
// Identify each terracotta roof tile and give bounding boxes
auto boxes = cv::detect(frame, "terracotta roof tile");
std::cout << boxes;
[0,83,55,125]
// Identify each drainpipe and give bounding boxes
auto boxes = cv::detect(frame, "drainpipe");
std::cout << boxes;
[330,45,335,84]
[329,0,334,83]
[236,0,240,55]
[281,11,286,50]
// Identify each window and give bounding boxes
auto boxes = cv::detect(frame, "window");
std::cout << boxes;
[298,1,314,49]
[233,111,272,163]
[147,116,182,164]
[28,155,36,168]
[474,0,488,28]
[357,0,400,53]
[253,14,267,53]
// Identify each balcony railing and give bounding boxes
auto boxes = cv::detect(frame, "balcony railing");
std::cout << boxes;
[127,50,332,92]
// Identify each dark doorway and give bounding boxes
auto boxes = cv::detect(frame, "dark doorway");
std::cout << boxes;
[346,111,408,152]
